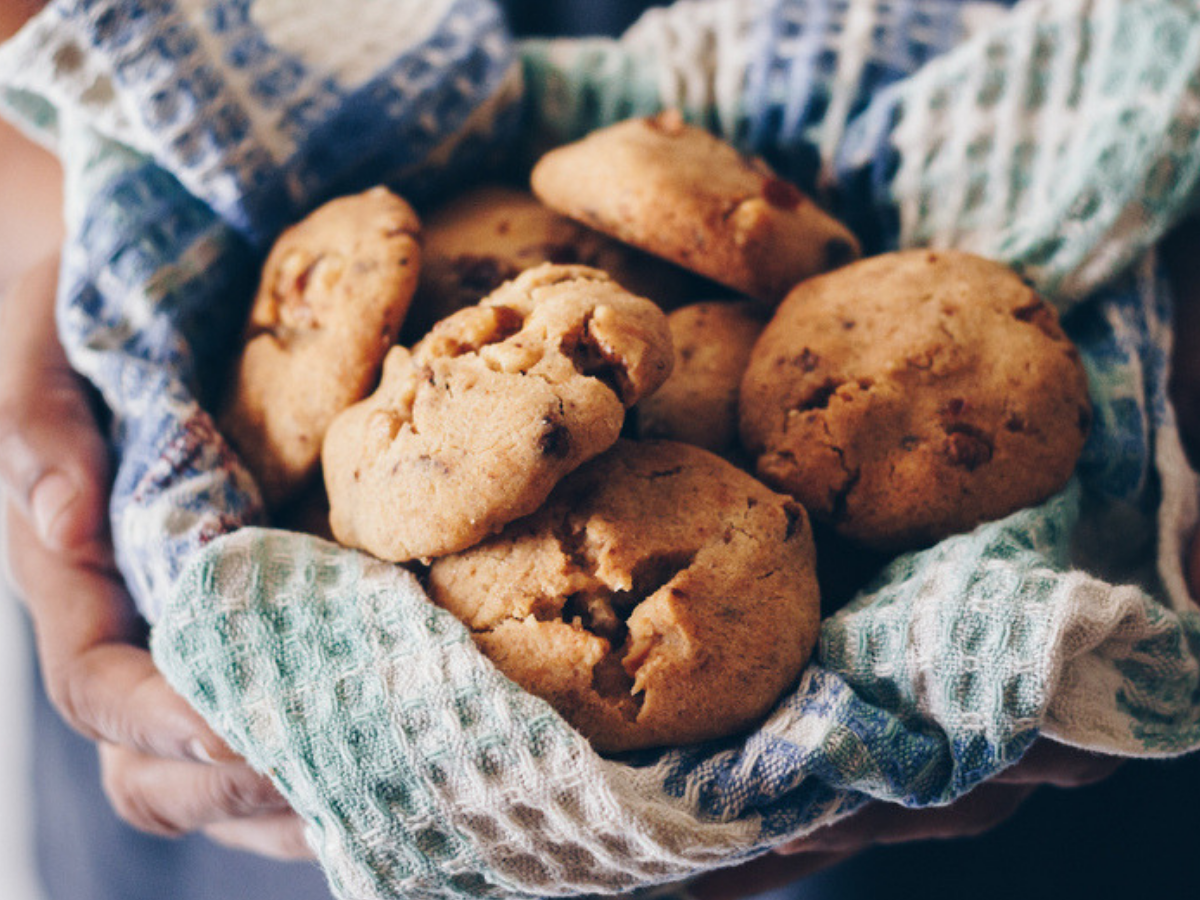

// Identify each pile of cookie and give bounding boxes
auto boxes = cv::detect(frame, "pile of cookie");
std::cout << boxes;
[215,112,1091,754]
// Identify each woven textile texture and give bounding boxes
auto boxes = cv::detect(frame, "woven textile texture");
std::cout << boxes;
[2,1,1199,898]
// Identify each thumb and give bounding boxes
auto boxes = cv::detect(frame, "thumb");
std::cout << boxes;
[0,253,111,564]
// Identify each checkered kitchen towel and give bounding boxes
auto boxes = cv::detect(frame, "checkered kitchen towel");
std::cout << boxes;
[2,1,1199,898]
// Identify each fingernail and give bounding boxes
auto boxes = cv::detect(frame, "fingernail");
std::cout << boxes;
[187,738,217,764]
[31,471,77,548]
[187,736,241,764]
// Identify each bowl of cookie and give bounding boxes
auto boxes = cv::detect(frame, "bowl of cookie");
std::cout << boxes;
[212,111,1096,764]
[20,0,1200,897]
[161,105,1198,900]
[154,94,1196,897]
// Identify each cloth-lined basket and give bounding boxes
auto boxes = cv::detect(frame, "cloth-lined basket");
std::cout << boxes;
[2,1,1199,898]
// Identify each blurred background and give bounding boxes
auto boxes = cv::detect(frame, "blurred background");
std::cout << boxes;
[1,5,62,891]
[0,539,44,900]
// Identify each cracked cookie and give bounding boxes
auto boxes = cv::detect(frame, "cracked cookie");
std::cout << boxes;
[739,249,1092,550]
[637,300,767,456]
[404,185,703,341]
[323,264,674,563]
[219,186,421,506]
[530,111,861,304]
[427,439,821,753]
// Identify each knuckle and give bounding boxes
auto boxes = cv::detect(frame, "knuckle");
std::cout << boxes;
[208,769,278,819]
[0,400,32,444]
[0,385,106,509]
[44,658,103,742]
[99,750,183,838]
[0,402,40,495]
[277,817,314,860]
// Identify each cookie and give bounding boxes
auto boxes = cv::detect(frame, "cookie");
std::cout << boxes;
[404,185,704,341]
[636,300,766,455]
[530,111,861,303]
[219,186,420,505]
[323,264,673,563]
[739,249,1092,550]
[427,439,821,753]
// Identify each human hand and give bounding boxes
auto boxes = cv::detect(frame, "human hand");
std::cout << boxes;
[0,254,313,861]
[685,740,1119,900]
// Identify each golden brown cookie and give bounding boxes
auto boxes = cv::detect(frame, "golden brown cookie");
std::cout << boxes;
[404,185,703,340]
[739,249,1092,550]
[427,439,821,753]
[219,187,421,506]
[530,111,861,303]
[636,300,766,455]
[323,264,673,563]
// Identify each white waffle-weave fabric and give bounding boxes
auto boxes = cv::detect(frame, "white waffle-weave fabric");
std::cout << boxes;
[2,1,1199,898]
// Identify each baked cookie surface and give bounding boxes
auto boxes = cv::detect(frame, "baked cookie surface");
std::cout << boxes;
[637,300,766,456]
[405,185,700,340]
[323,264,673,563]
[530,111,860,303]
[219,186,420,505]
[739,249,1092,550]
[427,439,821,753]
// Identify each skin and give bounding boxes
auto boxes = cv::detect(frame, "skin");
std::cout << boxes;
[0,0,1190,891]
[0,256,311,861]
[0,0,308,857]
